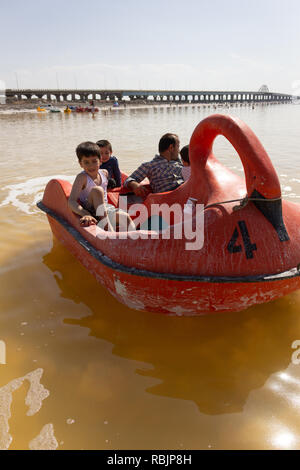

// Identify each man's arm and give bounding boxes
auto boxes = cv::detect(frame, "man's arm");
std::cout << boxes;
[124,163,150,196]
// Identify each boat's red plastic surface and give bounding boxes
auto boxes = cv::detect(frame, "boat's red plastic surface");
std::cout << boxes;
[40,114,300,314]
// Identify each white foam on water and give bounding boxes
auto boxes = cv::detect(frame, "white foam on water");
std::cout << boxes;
[0,109,37,115]
[29,423,58,450]
[0,368,51,450]
[0,175,75,214]
[24,369,50,416]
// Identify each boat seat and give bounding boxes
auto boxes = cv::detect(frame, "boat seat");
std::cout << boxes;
[107,191,120,207]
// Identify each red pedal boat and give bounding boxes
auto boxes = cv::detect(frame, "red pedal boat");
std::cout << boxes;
[37,114,300,314]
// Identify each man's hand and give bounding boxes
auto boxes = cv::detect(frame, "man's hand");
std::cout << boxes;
[128,181,150,197]
[134,184,150,197]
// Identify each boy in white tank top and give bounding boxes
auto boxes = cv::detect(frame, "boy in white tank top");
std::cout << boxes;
[68,141,135,231]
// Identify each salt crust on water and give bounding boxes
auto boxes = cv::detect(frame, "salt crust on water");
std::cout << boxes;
[0,368,58,450]
[29,423,58,450]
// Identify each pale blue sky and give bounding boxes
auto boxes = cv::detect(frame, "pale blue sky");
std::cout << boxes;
[1,0,300,93]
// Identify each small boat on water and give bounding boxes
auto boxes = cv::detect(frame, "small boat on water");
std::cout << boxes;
[49,107,61,113]
[64,107,71,113]
[37,106,46,112]
[37,114,300,315]
[37,104,54,112]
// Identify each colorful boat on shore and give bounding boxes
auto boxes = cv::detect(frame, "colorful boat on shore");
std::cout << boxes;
[37,114,300,315]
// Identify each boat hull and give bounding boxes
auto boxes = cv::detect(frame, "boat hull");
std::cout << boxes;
[44,209,300,315]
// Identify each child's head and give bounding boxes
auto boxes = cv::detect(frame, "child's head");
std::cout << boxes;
[96,139,112,163]
[180,145,190,166]
[76,141,101,162]
[76,142,101,174]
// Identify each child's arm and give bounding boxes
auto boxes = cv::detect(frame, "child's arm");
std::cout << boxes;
[68,174,97,226]
[113,157,122,187]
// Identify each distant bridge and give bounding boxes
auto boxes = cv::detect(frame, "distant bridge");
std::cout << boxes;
[5,88,297,104]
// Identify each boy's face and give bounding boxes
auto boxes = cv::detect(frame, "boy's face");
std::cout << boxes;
[80,155,100,176]
[99,146,112,163]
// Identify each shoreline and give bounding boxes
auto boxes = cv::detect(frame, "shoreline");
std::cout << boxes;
[0,99,289,114]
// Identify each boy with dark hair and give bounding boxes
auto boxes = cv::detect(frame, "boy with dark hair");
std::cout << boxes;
[180,145,191,181]
[76,141,101,160]
[96,139,122,188]
[68,141,134,231]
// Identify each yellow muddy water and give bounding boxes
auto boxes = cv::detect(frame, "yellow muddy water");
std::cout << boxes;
[1,103,300,450]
